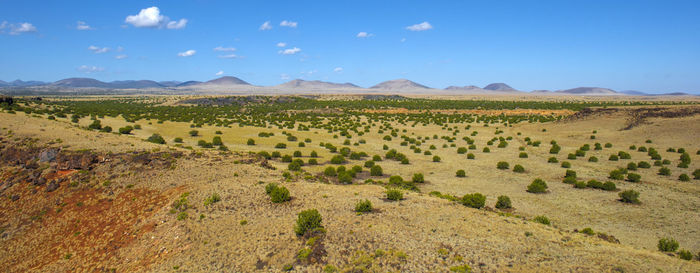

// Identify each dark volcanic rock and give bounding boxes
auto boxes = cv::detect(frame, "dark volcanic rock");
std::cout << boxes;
[39,148,59,162]
[46,181,59,192]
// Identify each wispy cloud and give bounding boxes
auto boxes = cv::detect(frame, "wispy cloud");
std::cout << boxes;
[406,21,433,31]
[278,47,301,55]
[177,49,196,57]
[115,54,128,60]
[400,37,406,42]
[356,32,373,38]
[259,21,272,30]
[0,21,37,35]
[124,6,187,29]
[213,46,236,52]
[217,54,238,59]
[276,42,286,47]
[280,73,290,80]
[215,70,224,76]
[77,65,104,73]
[280,20,297,28]
[88,45,110,54]
[76,21,94,30]
[333,67,343,73]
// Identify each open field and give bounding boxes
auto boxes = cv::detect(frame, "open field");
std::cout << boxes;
[0,95,699,272]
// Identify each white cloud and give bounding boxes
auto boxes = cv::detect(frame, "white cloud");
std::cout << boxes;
[280,73,290,80]
[333,67,343,73]
[77,65,104,73]
[278,47,301,55]
[259,21,272,30]
[166,19,187,29]
[88,45,110,54]
[356,32,373,38]
[213,46,236,52]
[115,54,128,60]
[125,6,187,29]
[276,42,286,47]
[217,54,238,59]
[280,20,297,28]
[1,22,37,35]
[215,70,224,76]
[177,49,196,57]
[76,21,94,30]
[406,21,433,31]
[400,37,406,42]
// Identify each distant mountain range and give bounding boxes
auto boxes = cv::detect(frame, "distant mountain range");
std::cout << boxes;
[0,76,695,96]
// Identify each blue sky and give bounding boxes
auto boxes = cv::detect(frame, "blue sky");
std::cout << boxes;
[1,0,699,93]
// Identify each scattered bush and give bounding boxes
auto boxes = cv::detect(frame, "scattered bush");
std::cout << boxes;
[495,195,512,209]
[370,165,383,176]
[561,161,571,168]
[519,152,528,158]
[496,161,509,170]
[456,169,466,177]
[679,174,690,181]
[324,166,337,177]
[658,167,671,176]
[386,189,404,201]
[467,153,475,159]
[432,155,441,162]
[461,193,486,209]
[173,137,183,143]
[270,186,291,203]
[330,155,346,164]
[355,199,373,213]
[412,173,424,183]
[608,154,619,161]
[657,237,679,252]
[533,215,550,225]
[527,179,548,193]
[513,164,525,173]
[627,173,641,182]
[678,249,693,261]
[574,181,587,189]
[247,138,255,145]
[146,134,166,144]
[204,193,221,206]
[609,169,626,180]
[588,156,598,162]
[189,130,199,137]
[602,181,617,191]
[118,126,133,134]
[548,157,558,163]
[294,209,323,236]
[619,190,640,204]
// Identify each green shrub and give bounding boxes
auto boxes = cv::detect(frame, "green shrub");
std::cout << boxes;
[627,173,641,182]
[386,189,403,201]
[658,167,671,176]
[527,179,548,193]
[657,237,679,252]
[324,166,337,177]
[412,173,424,183]
[679,174,690,181]
[573,181,587,189]
[678,249,692,261]
[609,169,626,180]
[619,190,640,204]
[370,165,383,176]
[588,156,598,162]
[337,172,353,184]
[483,147,490,153]
[461,193,486,209]
[638,161,651,168]
[513,164,525,173]
[457,147,467,154]
[355,199,373,213]
[467,153,475,159]
[565,170,577,178]
[562,176,577,184]
[693,169,700,179]
[580,227,595,236]
[288,161,302,171]
[608,154,619,161]
[519,152,528,158]
[275,143,287,149]
[204,193,221,206]
[146,134,166,144]
[270,186,291,203]
[495,195,512,209]
[496,161,509,170]
[602,182,616,191]
[173,137,183,143]
[212,136,223,146]
[456,169,466,177]
[627,162,637,170]
[294,209,323,236]
[586,179,603,189]
[561,161,571,168]
[118,126,133,134]
[432,155,441,162]
[189,130,199,136]
[281,155,293,162]
[567,153,577,160]
[330,155,345,164]
[605,143,613,148]
[533,215,550,225]
[247,138,255,145]
[548,157,558,163]
[100,126,112,133]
